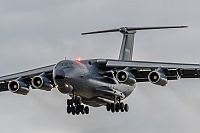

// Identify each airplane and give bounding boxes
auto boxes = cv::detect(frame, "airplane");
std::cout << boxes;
[0,25,199,115]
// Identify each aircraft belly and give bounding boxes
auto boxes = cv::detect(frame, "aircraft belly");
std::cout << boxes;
[71,77,135,100]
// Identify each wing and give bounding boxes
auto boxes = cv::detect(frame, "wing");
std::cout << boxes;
[96,59,200,82]
[0,64,55,92]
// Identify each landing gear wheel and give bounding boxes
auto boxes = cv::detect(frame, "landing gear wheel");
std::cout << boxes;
[110,103,115,113]
[105,98,129,113]
[67,99,71,106]
[72,112,75,115]
[75,106,80,115]
[80,105,85,114]
[74,97,80,105]
[67,106,72,114]
[72,109,75,115]
[84,106,89,114]
[124,104,129,112]
[120,103,124,112]
[81,110,85,114]
[71,106,76,115]
[76,97,82,105]
[66,96,89,115]
[67,99,73,106]
[106,103,111,111]
[115,103,120,112]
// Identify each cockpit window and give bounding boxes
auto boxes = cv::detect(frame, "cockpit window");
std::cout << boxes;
[55,61,75,68]
[55,62,62,68]
[62,62,74,67]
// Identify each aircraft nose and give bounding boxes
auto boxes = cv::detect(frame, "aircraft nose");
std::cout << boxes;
[53,69,65,80]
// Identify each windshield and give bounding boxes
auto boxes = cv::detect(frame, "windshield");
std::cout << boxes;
[55,61,75,68]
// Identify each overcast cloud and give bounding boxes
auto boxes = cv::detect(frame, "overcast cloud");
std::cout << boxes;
[0,0,200,133]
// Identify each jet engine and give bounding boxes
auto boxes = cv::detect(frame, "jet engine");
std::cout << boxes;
[8,80,29,95]
[148,71,168,86]
[116,70,136,86]
[32,76,53,91]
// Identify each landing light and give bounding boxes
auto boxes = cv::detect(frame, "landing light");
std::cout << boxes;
[65,84,69,88]
[55,85,59,88]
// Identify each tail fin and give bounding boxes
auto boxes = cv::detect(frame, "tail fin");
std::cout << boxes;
[82,26,188,61]
[119,28,136,61]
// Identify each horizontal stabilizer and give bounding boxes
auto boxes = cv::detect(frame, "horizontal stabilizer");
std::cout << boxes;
[82,26,188,35]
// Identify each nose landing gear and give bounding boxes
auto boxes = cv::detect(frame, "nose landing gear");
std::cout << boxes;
[66,96,89,115]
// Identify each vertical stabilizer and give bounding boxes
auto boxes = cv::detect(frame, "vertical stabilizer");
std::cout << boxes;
[119,28,136,61]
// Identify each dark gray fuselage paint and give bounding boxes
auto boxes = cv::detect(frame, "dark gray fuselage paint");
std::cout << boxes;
[53,59,135,107]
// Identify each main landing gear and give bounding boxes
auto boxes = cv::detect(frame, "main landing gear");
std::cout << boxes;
[66,96,89,115]
[106,102,129,113]
[106,97,129,113]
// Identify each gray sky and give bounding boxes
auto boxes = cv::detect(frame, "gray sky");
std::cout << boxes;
[0,0,200,133]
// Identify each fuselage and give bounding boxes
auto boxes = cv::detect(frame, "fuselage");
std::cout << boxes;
[53,59,135,106]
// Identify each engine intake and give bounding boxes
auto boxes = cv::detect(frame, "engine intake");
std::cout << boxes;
[116,70,136,86]
[32,76,53,91]
[8,80,29,95]
[148,71,168,86]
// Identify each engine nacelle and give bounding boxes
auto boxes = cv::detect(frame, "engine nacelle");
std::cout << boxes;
[8,80,29,95]
[116,70,136,86]
[148,71,168,86]
[32,76,53,91]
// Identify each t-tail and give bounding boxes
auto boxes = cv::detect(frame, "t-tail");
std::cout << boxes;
[82,26,188,61]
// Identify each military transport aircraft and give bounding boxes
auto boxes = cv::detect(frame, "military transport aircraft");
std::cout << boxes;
[0,26,199,115]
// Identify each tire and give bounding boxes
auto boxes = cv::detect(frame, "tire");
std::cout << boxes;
[67,99,71,106]
[74,97,78,105]
[76,97,81,105]
[71,105,76,115]
[120,103,124,112]
[81,105,85,114]
[115,103,120,112]
[84,106,89,114]
[106,103,111,111]
[67,106,71,114]
[124,104,129,112]
[70,99,73,106]
[110,103,115,113]
[75,106,80,115]
[72,111,76,115]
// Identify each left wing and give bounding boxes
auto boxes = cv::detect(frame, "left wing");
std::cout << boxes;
[97,59,200,82]
[0,64,55,92]
[0,64,55,82]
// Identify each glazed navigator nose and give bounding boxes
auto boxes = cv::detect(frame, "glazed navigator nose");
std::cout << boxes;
[53,69,65,80]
